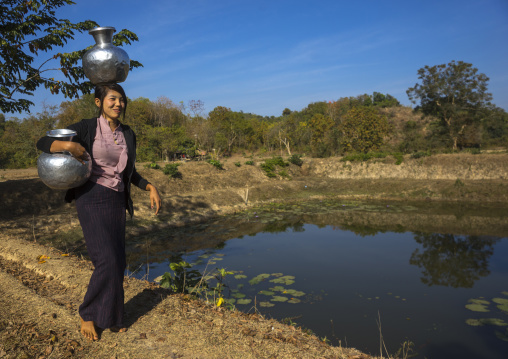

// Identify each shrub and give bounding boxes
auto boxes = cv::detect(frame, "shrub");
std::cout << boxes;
[245,160,254,165]
[162,163,181,178]
[145,162,160,170]
[410,151,431,159]
[234,162,242,167]
[207,159,224,170]
[288,154,303,167]
[260,156,289,178]
[392,152,404,165]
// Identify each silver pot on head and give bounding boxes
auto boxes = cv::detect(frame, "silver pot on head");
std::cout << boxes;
[82,26,130,84]
[37,129,92,190]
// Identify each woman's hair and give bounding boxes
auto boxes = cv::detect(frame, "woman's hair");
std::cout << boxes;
[94,83,128,119]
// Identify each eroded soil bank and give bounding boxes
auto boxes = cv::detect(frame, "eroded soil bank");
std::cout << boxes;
[0,153,507,358]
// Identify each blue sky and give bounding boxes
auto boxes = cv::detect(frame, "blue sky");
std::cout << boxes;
[15,0,508,118]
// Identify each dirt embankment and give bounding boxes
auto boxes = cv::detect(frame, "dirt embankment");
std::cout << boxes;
[0,153,507,358]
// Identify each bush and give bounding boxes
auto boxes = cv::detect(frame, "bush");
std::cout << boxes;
[260,156,289,178]
[392,152,404,165]
[234,162,242,167]
[207,159,224,170]
[245,160,254,165]
[145,162,160,169]
[288,154,303,167]
[162,163,181,178]
[410,151,431,159]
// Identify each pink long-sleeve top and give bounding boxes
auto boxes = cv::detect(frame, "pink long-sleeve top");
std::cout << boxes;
[89,116,128,192]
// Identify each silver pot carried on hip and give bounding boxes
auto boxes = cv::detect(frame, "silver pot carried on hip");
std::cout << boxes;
[37,129,92,190]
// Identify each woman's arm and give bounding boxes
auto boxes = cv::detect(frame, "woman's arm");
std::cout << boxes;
[49,141,88,163]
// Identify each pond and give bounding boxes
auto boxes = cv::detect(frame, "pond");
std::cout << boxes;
[126,200,508,359]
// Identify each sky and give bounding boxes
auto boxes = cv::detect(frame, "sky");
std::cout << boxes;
[12,0,508,118]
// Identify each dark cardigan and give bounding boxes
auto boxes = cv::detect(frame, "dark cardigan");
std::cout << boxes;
[36,118,149,217]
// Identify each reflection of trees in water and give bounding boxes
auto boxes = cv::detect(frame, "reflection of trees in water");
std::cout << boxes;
[410,233,499,288]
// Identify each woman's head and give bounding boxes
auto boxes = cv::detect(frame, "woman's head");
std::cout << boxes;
[94,83,127,121]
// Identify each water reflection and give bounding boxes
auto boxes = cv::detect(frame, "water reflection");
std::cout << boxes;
[409,233,499,288]
[124,200,508,359]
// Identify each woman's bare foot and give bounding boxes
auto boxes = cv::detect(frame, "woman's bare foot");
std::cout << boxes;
[110,326,128,333]
[80,317,99,341]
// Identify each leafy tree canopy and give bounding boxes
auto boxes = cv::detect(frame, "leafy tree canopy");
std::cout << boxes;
[0,0,142,113]
[407,61,492,149]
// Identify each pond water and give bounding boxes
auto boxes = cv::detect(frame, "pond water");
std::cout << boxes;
[126,200,508,359]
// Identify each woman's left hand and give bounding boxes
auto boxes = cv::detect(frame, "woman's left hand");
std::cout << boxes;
[146,184,162,215]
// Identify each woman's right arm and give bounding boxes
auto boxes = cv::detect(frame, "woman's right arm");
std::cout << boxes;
[36,120,89,163]
[49,141,88,163]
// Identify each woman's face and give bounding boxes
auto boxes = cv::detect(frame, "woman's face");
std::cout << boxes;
[95,90,125,122]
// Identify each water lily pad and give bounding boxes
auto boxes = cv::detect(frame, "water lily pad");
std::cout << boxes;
[495,329,508,342]
[259,290,275,296]
[234,274,247,279]
[502,291,508,297]
[497,304,508,313]
[469,298,490,305]
[288,298,301,304]
[271,273,284,277]
[466,319,483,326]
[269,275,295,285]
[210,257,223,261]
[249,273,271,285]
[259,301,275,307]
[225,298,236,304]
[285,289,305,297]
[232,292,246,299]
[480,318,508,326]
[267,286,284,292]
[492,298,508,305]
[237,284,244,289]
[271,296,289,302]
[465,303,490,312]
[237,299,252,305]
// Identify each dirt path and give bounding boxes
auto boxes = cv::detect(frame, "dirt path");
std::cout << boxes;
[1,153,507,358]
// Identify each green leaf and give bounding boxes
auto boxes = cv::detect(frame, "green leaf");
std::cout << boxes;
[465,303,489,312]
[258,290,275,296]
[271,296,289,302]
[237,299,252,305]
[259,301,275,308]
[234,274,247,279]
[269,275,295,285]
[248,273,271,285]
[492,298,508,305]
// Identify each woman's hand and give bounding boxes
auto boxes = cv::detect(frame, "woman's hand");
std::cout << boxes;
[146,183,162,215]
[50,141,88,164]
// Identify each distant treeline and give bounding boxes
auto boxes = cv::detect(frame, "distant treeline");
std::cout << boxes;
[0,91,506,169]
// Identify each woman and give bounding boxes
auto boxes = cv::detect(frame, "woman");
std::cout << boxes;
[37,83,161,341]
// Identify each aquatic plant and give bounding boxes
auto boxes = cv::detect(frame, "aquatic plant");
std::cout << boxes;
[159,261,204,294]
[465,291,508,342]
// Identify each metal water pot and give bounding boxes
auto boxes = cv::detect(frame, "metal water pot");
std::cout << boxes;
[37,129,92,190]
[82,26,130,84]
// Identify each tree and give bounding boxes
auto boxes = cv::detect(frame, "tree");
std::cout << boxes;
[339,107,389,153]
[407,61,492,150]
[0,0,142,113]
[208,106,247,154]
